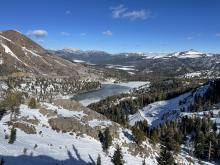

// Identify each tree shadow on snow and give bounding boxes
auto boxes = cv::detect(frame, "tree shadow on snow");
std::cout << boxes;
[1,144,96,165]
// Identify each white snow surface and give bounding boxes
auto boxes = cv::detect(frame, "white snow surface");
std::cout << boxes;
[0,43,29,67]
[0,103,157,165]
[183,72,202,78]
[88,119,112,128]
[73,59,85,63]
[168,50,208,59]
[105,65,137,72]
[129,83,210,127]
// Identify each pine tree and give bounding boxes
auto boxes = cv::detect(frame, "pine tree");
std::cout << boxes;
[103,128,112,151]
[8,126,16,144]
[194,132,205,159]
[0,158,5,165]
[157,145,176,165]
[150,128,160,144]
[212,122,217,133]
[97,154,101,165]
[28,97,37,109]
[3,92,22,120]
[131,126,146,145]
[111,145,124,165]
[98,130,104,143]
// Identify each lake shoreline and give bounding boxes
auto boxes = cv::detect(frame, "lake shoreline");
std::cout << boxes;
[71,81,150,106]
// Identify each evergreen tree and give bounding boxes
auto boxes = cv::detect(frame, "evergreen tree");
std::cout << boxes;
[8,126,16,144]
[194,132,206,159]
[131,126,146,145]
[212,122,217,133]
[3,92,22,120]
[111,145,124,165]
[98,130,104,143]
[160,123,180,154]
[150,128,160,144]
[157,145,176,165]
[0,158,5,165]
[28,98,37,109]
[97,154,101,165]
[103,128,112,151]
[99,128,113,152]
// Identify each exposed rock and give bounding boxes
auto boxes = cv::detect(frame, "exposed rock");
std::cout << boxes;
[14,122,36,134]
[0,30,100,80]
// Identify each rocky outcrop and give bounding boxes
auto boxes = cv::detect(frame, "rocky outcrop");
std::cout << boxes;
[14,122,36,134]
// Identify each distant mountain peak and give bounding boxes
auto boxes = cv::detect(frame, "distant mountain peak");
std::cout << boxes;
[168,49,209,58]
[62,48,82,53]
[61,48,109,55]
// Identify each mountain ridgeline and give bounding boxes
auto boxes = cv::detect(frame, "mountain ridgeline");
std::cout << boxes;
[0,30,99,80]
[55,48,220,79]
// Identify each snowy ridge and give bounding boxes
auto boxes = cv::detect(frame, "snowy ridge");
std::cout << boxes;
[0,102,158,165]
[129,83,210,128]
[167,50,211,59]
[0,43,29,67]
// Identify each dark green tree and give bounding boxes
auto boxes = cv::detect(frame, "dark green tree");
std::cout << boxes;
[97,154,101,165]
[2,92,22,120]
[150,128,160,144]
[157,145,176,165]
[0,158,5,165]
[194,131,206,159]
[8,126,16,144]
[111,145,124,165]
[212,122,217,133]
[131,126,146,145]
[103,128,112,151]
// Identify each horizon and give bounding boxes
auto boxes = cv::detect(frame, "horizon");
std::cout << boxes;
[0,0,220,53]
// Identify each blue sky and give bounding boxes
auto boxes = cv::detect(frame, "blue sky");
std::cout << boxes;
[0,0,220,53]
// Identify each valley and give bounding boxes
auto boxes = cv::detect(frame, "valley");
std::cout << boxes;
[0,1,220,164]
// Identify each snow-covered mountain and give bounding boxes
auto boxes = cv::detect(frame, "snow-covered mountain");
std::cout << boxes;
[166,49,211,59]
[0,30,97,79]
[129,82,211,128]
[55,48,113,64]
[54,48,220,79]
[0,99,158,165]
[61,48,108,55]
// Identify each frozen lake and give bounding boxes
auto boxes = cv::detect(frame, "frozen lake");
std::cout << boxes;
[72,81,149,106]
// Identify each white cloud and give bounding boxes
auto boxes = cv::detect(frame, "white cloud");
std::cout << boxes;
[65,10,72,15]
[102,30,113,36]
[27,29,48,37]
[124,10,150,20]
[216,33,220,37]
[110,4,150,20]
[80,33,86,36]
[60,32,70,36]
[187,36,193,40]
[111,4,128,18]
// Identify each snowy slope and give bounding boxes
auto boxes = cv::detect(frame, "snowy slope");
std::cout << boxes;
[166,50,212,59]
[181,105,220,132]
[0,101,157,165]
[129,83,210,127]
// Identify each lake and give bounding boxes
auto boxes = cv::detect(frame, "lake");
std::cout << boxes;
[72,81,149,106]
